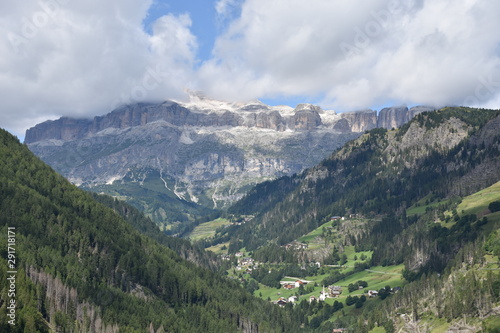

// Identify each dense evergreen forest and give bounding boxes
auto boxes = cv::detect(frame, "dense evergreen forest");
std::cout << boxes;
[0,129,305,332]
[90,192,222,271]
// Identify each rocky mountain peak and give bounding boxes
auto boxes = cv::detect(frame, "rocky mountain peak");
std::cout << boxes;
[293,104,323,130]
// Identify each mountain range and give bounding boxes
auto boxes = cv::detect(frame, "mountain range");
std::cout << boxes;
[24,92,433,227]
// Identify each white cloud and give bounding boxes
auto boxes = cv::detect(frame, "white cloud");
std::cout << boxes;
[199,0,500,110]
[215,0,236,17]
[0,0,197,139]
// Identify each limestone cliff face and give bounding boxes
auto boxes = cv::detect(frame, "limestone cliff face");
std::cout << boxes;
[25,117,91,143]
[332,118,351,133]
[377,106,409,129]
[251,111,287,131]
[340,109,377,132]
[377,105,435,130]
[292,104,323,130]
[25,102,247,144]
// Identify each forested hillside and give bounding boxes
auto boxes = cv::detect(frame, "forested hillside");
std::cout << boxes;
[217,107,500,331]
[226,107,500,253]
[90,192,222,271]
[0,129,304,332]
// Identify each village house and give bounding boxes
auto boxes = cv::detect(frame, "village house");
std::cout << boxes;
[276,298,288,307]
[295,280,307,288]
[328,285,342,297]
[288,295,298,303]
[239,257,254,266]
[368,290,379,297]
[243,216,254,222]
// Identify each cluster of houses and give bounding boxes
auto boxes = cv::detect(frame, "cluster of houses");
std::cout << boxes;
[275,282,346,305]
[274,295,298,307]
[234,254,258,273]
[282,241,308,250]
[273,283,398,306]
[328,285,343,297]
[313,286,342,302]
[280,279,312,290]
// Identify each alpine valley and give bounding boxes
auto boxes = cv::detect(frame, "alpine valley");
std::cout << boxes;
[0,105,499,332]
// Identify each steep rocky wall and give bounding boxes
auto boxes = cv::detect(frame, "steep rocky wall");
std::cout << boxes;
[340,109,377,132]
[25,101,433,144]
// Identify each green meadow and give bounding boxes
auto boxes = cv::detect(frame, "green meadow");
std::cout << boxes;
[457,180,500,217]
[188,217,231,241]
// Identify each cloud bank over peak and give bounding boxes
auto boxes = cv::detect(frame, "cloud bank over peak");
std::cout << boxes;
[0,0,197,137]
[201,0,500,110]
[1,0,499,139]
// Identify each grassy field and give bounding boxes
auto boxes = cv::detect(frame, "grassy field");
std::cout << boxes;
[483,316,500,332]
[187,218,231,241]
[343,245,372,263]
[457,180,500,217]
[333,264,405,295]
[406,194,460,216]
[297,219,336,249]
[206,241,229,255]
[253,262,406,305]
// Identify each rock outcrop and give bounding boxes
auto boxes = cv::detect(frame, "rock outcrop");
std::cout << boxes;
[332,118,351,133]
[377,105,435,130]
[377,106,409,129]
[340,109,377,132]
[292,104,323,130]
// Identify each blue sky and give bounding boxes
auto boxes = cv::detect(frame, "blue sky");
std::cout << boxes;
[1,0,500,139]
[142,1,219,65]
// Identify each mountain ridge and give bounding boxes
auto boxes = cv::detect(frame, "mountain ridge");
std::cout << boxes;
[24,98,432,144]
[24,96,434,226]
